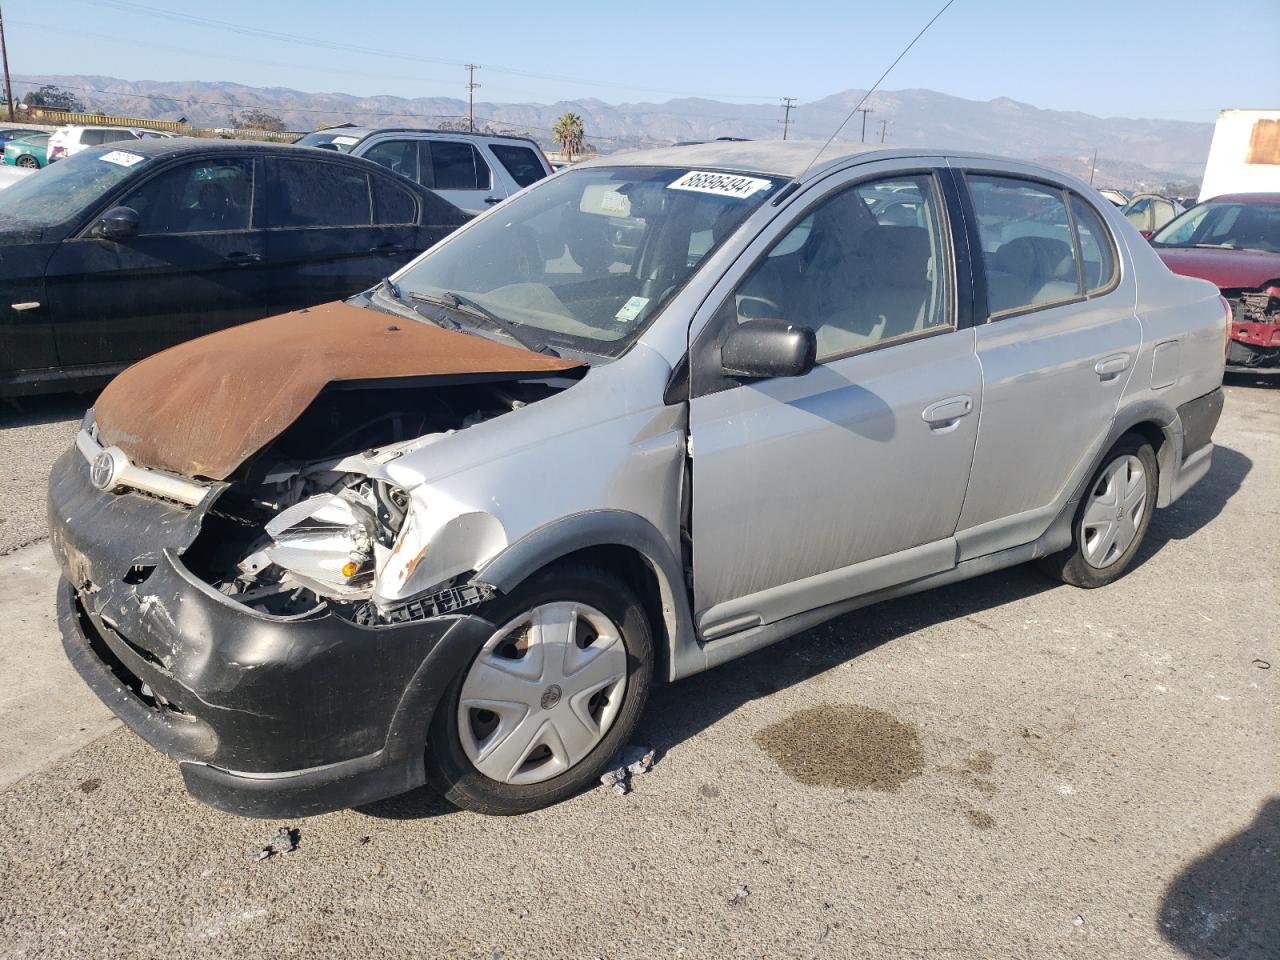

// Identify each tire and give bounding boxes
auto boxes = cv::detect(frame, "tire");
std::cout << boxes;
[15,155,38,168]
[1037,433,1158,588]
[424,563,654,814]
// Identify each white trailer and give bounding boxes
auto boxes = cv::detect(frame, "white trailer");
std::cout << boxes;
[1199,109,1280,201]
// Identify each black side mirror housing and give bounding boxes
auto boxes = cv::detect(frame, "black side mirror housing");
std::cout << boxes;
[93,206,140,241]
[721,318,817,380]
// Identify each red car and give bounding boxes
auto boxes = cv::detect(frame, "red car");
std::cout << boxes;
[1150,193,1280,373]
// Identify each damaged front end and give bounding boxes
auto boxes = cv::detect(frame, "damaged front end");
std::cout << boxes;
[1226,283,1280,370]
[49,303,587,817]
[180,375,567,624]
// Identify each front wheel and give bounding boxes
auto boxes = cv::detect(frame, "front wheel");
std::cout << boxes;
[424,563,654,814]
[1038,434,1158,588]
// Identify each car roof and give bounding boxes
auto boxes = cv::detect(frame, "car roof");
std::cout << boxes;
[59,136,346,159]
[1202,193,1280,204]
[309,126,542,146]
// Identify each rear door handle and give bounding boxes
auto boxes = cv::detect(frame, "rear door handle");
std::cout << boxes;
[483,196,502,205]
[1094,353,1131,379]
[225,252,262,265]
[921,395,974,426]
[369,243,406,255]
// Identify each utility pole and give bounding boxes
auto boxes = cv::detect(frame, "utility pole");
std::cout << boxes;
[856,105,875,143]
[1088,147,1098,185]
[465,64,480,133]
[0,3,15,123]
[778,96,797,140]
[878,118,891,143]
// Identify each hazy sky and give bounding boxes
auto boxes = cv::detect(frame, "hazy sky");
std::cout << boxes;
[5,0,1278,122]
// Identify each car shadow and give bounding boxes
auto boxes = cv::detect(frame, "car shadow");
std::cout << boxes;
[1224,370,1280,390]
[1158,797,1279,959]
[1129,443,1251,573]
[360,442,1251,822]
[0,391,93,429]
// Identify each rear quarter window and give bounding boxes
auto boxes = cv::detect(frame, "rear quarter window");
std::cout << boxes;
[372,175,417,225]
[488,143,547,188]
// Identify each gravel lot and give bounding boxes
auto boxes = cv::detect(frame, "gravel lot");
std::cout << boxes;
[0,380,1275,959]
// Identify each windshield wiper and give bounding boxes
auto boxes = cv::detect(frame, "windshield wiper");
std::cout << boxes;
[410,291,559,357]
[368,278,462,331]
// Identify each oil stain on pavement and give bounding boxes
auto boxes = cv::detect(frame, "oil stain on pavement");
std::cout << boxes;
[754,704,922,791]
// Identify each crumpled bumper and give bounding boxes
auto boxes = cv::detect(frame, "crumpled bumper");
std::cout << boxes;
[48,446,492,818]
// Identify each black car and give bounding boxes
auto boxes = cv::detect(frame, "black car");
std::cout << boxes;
[0,138,469,395]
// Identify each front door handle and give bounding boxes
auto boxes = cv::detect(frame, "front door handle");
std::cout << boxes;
[369,244,406,255]
[483,196,502,205]
[225,252,262,265]
[921,395,974,426]
[1095,353,1131,379]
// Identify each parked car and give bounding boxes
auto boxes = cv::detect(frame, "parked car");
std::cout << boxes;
[1122,193,1184,237]
[0,138,468,395]
[3,131,49,168]
[47,125,142,162]
[50,142,1225,818]
[0,126,40,149]
[1151,192,1280,373]
[1097,188,1130,207]
[294,127,552,213]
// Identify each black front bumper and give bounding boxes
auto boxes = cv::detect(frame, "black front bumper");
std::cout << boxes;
[49,447,492,818]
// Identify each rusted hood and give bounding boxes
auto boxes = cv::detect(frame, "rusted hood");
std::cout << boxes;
[94,300,582,481]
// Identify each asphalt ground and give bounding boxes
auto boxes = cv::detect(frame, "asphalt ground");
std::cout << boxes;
[0,379,1275,959]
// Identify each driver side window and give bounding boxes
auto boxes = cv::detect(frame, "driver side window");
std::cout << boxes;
[726,173,953,361]
[119,158,254,235]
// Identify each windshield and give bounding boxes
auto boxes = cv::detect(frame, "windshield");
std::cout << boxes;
[1151,200,1280,254]
[394,165,783,356]
[0,146,146,227]
[295,130,363,153]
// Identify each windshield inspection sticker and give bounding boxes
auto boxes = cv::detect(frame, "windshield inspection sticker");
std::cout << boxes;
[667,170,771,199]
[99,150,145,167]
[615,296,649,324]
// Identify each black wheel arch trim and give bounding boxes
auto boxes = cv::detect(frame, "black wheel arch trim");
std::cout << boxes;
[475,510,698,682]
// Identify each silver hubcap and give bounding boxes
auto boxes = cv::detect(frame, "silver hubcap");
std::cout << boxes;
[1081,454,1147,569]
[458,602,627,785]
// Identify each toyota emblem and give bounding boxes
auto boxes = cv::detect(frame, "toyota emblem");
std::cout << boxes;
[540,684,562,710]
[90,451,117,491]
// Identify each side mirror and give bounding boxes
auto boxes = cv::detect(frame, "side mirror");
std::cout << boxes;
[721,318,817,380]
[93,206,140,241]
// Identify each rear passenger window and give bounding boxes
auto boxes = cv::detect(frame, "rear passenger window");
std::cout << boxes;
[424,141,492,191]
[968,175,1081,315]
[271,160,370,227]
[371,175,416,225]
[489,144,547,188]
[362,140,418,181]
[1069,195,1116,292]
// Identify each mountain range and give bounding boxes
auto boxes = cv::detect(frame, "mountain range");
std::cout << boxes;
[21,75,1214,189]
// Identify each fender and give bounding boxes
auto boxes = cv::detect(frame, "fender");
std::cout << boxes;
[475,510,700,682]
[1036,397,1184,555]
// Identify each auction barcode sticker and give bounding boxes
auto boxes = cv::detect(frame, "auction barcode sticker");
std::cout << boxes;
[667,170,771,199]
[99,150,145,167]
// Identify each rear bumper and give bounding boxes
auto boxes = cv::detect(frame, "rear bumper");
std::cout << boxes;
[49,446,493,818]
[1166,387,1224,505]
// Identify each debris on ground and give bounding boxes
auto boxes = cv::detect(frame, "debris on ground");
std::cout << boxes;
[599,745,657,796]
[1252,658,1270,670]
[248,826,300,862]
[729,884,751,906]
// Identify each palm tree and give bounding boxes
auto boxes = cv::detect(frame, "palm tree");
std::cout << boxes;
[553,113,585,162]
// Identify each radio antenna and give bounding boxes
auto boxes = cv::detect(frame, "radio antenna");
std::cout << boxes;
[792,0,960,183]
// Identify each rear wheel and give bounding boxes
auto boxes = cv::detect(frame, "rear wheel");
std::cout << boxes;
[15,155,38,168]
[424,564,653,814]
[1037,434,1158,588]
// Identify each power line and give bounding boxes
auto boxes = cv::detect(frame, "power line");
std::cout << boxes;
[72,0,777,102]
[779,97,797,140]
[796,0,960,181]
[7,74,672,146]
